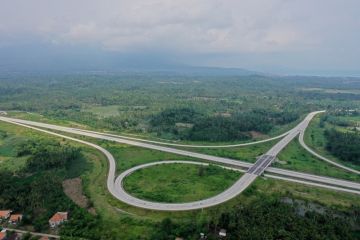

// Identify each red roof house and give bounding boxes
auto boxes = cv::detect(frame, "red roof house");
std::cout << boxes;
[9,214,23,224]
[49,212,68,228]
[0,230,7,240]
[0,210,12,220]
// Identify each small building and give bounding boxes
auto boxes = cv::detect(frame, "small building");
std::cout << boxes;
[39,237,49,240]
[0,211,12,220]
[49,212,68,228]
[9,214,23,224]
[0,111,7,116]
[219,229,227,237]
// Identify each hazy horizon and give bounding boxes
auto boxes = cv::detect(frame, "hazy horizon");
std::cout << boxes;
[1,0,360,76]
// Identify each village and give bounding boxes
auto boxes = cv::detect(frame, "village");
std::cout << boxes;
[0,210,68,240]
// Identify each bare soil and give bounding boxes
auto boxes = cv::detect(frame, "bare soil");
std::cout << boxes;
[62,178,96,214]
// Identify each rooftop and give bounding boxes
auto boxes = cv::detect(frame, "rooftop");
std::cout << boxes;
[9,214,22,222]
[49,212,68,222]
[0,210,11,218]
[0,230,6,240]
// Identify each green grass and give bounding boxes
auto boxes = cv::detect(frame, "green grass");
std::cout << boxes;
[0,155,28,172]
[300,87,360,94]
[304,114,360,171]
[123,163,241,203]
[336,115,360,124]
[0,126,28,172]
[182,139,277,163]
[83,105,121,118]
[6,111,91,129]
[250,176,360,209]
[94,141,196,173]
[276,139,360,182]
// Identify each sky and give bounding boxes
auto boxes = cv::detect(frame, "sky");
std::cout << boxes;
[0,0,360,75]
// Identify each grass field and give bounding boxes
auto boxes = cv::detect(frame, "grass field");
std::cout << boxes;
[83,105,121,118]
[184,139,277,163]
[123,163,241,203]
[6,111,91,129]
[276,139,360,182]
[95,141,196,173]
[0,126,29,172]
[304,114,360,171]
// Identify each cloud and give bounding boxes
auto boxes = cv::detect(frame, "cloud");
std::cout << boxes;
[0,0,359,74]
[0,0,308,52]
[58,0,309,53]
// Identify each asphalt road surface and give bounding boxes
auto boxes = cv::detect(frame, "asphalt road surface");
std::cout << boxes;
[0,110,359,211]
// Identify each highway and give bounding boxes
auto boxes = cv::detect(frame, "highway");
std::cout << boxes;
[0,111,359,211]
[247,155,275,175]
[75,128,291,148]
[246,111,325,176]
[298,127,360,175]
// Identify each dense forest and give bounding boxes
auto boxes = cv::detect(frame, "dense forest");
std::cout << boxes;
[151,198,359,240]
[15,139,81,172]
[325,129,360,165]
[319,110,360,165]
[0,73,359,141]
[150,108,299,141]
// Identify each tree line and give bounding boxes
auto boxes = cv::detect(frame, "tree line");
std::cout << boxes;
[150,108,299,142]
[325,129,360,165]
[150,198,358,240]
[16,139,81,172]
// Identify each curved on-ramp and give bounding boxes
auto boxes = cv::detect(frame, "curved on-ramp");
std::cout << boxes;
[114,161,255,211]
[299,130,360,175]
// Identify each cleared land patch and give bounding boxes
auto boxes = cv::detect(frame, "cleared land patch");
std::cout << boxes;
[62,177,95,214]
[84,105,121,118]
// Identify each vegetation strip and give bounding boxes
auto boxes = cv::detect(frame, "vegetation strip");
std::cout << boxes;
[299,125,360,174]
[4,228,60,239]
[76,128,291,148]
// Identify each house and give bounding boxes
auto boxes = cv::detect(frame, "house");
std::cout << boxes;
[219,229,227,237]
[49,212,68,228]
[0,211,12,221]
[39,237,49,240]
[9,214,23,224]
[0,230,6,240]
